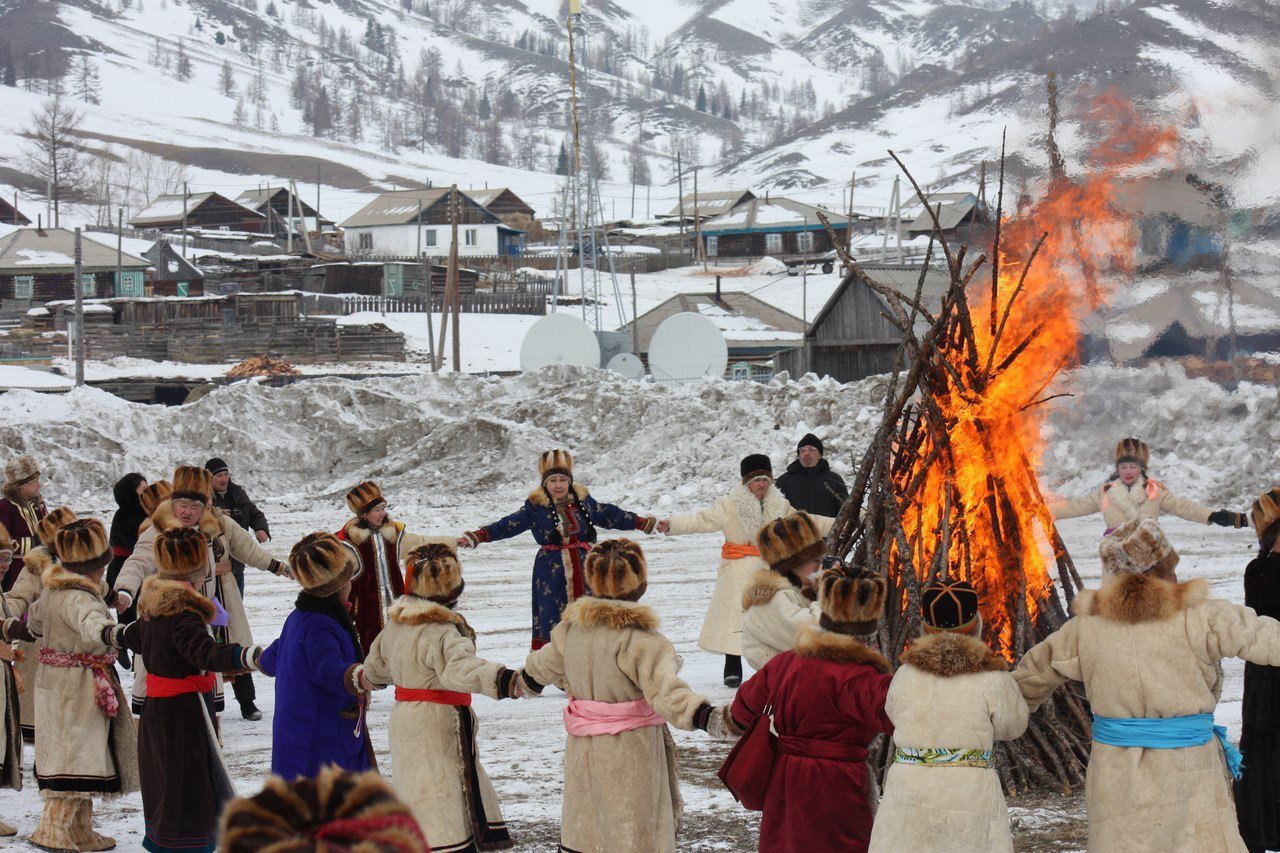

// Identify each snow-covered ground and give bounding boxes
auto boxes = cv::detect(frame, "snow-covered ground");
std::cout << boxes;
[2,363,1276,848]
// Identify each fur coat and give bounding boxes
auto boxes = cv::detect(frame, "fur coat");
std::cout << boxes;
[740,569,821,671]
[1051,477,1213,529]
[4,545,51,739]
[27,563,139,797]
[363,596,515,852]
[731,626,894,853]
[1235,551,1280,850]
[667,484,828,656]
[0,485,46,590]
[524,597,711,853]
[1015,573,1280,852]
[868,632,1027,853]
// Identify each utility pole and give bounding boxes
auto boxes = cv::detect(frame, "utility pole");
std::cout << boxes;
[286,183,294,254]
[846,170,856,261]
[73,228,84,386]
[181,180,189,260]
[316,163,322,224]
[115,208,123,296]
[436,186,462,371]
[693,166,704,272]
[676,151,685,257]
[630,269,638,355]
[291,179,314,255]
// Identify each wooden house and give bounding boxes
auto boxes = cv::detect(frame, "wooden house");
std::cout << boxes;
[303,261,478,297]
[0,228,151,312]
[699,196,850,259]
[0,198,31,226]
[665,189,756,222]
[340,188,526,258]
[143,241,205,296]
[234,187,336,238]
[465,187,536,220]
[903,192,985,243]
[773,264,952,381]
[130,192,267,233]
[622,290,804,368]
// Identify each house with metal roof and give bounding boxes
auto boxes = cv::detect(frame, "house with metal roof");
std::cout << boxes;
[0,227,151,312]
[699,196,852,259]
[664,189,757,221]
[621,289,805,368]
[464,187,536,220]
[902,192,985,241]
[340,188,526,258]
[234,187,335,236]
[130,192,267,233]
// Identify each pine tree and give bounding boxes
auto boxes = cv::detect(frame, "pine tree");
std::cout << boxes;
[478,91,490,121]
[695,83,706,112]
[555,140,569,176]
[311,86,332,136]
[218,60,236,97]
[175,39,193,81]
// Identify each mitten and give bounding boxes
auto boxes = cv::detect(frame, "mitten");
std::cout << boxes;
[1208,510,1247,529]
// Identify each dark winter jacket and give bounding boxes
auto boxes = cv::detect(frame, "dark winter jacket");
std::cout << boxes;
[775,458,849,518]
[258,592,372,781]
[732,626,893,853]
[108,473,147,591]
[1236,550,1280,849]
[0,487,46,591]
[212,481,269,575]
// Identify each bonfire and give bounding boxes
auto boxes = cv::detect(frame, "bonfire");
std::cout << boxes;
[823,83,1178,792]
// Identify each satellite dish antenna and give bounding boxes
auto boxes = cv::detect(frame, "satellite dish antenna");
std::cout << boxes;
[648,312,728,384]
[607,352,644,380]
[519,313,600,372]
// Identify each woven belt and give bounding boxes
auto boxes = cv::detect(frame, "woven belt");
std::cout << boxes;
[894,746,993,768]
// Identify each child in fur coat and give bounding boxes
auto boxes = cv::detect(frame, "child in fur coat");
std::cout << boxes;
[362,543,522,852]
[868,580,1028,853]
[522,539,734,853]
[740,512,826,671]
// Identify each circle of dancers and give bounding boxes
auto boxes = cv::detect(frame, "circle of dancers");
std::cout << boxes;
[0,435,1276,852]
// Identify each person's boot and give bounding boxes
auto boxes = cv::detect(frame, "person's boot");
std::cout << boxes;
[723,654,743,688]
[29,796,79,852]
[240,703,263,721]
[72,799,115,852]
[0,818,16,836]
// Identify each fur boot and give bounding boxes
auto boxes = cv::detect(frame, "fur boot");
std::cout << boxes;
[72,799,114,852]
[29,796,81,852]
[0,818,16,836]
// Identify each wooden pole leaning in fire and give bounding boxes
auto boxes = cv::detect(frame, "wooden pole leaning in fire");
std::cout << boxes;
[817,153,1091,794]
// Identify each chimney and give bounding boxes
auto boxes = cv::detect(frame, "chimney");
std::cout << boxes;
[715,275,721,300]
[36,214,45,236]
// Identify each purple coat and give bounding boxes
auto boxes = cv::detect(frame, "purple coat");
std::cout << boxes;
[259,594,372,780]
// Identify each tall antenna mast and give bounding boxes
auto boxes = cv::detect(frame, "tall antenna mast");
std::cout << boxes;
[565,0,626,333]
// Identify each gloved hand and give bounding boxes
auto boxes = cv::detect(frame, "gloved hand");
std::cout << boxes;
[1208,510,1248,529]
[2,618,34,644]
[705,705,743,740]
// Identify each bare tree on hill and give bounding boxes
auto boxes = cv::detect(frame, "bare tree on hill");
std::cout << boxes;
[23,93,87,227]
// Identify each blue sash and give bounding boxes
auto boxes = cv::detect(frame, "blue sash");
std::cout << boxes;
[1092,713,1243,780]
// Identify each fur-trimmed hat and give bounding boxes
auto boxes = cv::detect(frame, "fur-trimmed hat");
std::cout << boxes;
[289,532,356,598]
[1252,487,1280,542]
[36,506,78,553]
[346,481,386,517]
[55,518,111,574]
[4,454,39,488]
[817,564,887,636]
[172,466,213,504]
[740,453,772,484]
[539,450,573,483]
[154,526,210,582]
[1099,517,1179,580]
[757,512,826,576]
[921,579,980,634]
[220,765,430,853]
[404,543,464,603]
[0,521,13,558]
[583,538,648,601]
[797,433,824,455]
[1115,437,1150,468]
[139,481,172,517]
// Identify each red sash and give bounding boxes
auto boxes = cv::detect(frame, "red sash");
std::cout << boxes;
[147,672,216,697]
[394,686,471,706]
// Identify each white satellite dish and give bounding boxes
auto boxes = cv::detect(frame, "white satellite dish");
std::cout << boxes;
[520,313,601,372]
[647,312,728,384]
[607,352,644,380]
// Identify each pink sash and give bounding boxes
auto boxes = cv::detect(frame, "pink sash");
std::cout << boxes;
[563,697,666,736]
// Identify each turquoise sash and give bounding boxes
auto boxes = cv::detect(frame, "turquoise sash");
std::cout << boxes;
[1092,713,1243,780]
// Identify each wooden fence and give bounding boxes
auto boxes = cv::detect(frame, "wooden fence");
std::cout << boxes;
[302,292,545,316]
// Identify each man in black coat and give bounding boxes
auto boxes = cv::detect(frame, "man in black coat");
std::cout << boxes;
[775,434,848,518]
[206,457,271,721]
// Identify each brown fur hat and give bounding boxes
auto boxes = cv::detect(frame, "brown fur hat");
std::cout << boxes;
[139,481,173,517]
[584,538,647,601]
[757,512,826,576]
[1099,517,1179,580]
[36,506,78,553]
[220,765,430,853]
[1252,488,1280,543]
[346,481,386,517]
[0,521,13,558]
[4,454,40,488]
[539,450,573,483]
[172,466,213,504]
[290,532,356,598]
[55,518,112,574]
[154,526,210,583]
[817,563,887,636]
[404,543,464,604]
[1115,437,1150,468]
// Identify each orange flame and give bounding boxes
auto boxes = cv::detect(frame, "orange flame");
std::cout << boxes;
[896,91,1178,656]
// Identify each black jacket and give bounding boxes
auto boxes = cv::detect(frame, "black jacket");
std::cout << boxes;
[212,481,269,537]
[1236,551,1280,849]
[775,458,848,517]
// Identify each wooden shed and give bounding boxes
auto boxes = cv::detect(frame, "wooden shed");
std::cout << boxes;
[0,228,151,312]
[774,264,952,381]
[144,241,205,296]
[130,192,267,233]
[234,187,336,235]
[622,290,804,366]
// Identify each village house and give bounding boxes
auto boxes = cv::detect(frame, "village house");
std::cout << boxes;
[664,189,756,223]
[130,191,267,233]
[464,187,536,221]
[699,195,852,259]
[902,191,987,244]
[234,187,336,238]
[143,241,206,297]
[0,227,151,314]
[340,188,526,258]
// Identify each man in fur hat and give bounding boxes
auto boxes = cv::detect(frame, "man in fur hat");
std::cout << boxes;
[732,563,894,852]
[1051,437,1248,534]
[741,511,826,671]
[0,454,48,591]
[1016,516,1280,852]
[776,433,848,518]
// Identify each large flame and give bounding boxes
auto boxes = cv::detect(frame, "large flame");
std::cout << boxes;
[896,92,1179,656]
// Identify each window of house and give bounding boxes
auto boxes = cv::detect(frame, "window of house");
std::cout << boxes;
[357,232,373,251]
[14,275,33,299]
[80,273,96,297]
[796,231,815,253]
[764,233,783,254]
[464,228,478,247]
[706,236,718,257]
[424,229,438,247]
